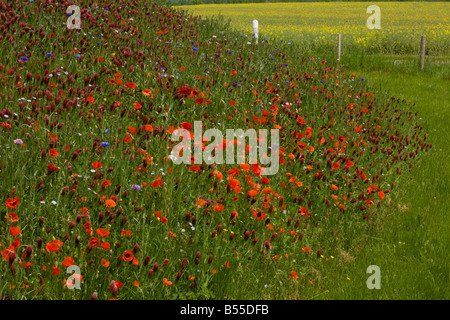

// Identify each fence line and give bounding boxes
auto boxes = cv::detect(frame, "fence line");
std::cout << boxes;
[251,20,429,70]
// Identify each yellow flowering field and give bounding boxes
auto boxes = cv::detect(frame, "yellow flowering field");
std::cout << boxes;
[177,2,450,55]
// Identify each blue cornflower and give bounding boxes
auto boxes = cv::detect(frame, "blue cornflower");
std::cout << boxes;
[101,142,109,147]
[20,56,28,61]
[192,47,198,52]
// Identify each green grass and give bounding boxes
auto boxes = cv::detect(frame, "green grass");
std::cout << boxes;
[299,53,450,299]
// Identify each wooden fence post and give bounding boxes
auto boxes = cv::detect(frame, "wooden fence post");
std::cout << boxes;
[420,35,426,71]
[253,20,258,44]
[337,33,341,62]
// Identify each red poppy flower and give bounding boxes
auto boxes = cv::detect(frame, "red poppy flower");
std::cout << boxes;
[49,148,59,157]
[6,212,19,222]
[92,161,103,169]
[10,226,21,237]
[123,250,133,262]
[6,197,19,209]
[62,256,75,267]
[52,267,60,276]
[105,199,116,208]
[189,165,200,172]
[144,125,153,132]
[124,82,137,89]
[88,237,99,248]
[101,259,110,267]
[121,230,133,237]
[101,242,110,250]
[101,180,111,187]
[46,239,63,252]
[181,122,192,130]
[96,228,110,238]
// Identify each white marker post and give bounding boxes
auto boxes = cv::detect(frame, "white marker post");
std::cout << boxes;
[420,36,426,71]
[337,33,341,62]
[253,20,258,44]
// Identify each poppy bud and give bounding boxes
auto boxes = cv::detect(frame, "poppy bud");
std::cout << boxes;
[8,251,16,264]
[63,233,70,241]
[121,216,127,225]
[39,216,44,225]
[75,234,80,246]
[10,265,16,276]
[98,211,104,222]
[109,281,118,296]
[185,211,191,221]
[217,225,222,233]
[25,245,33,258]
[91,292,98,300]
[317,249,322,258]
[41,149,46,159]
[190,282,195,289]
[117,255,122,266]
[133,244,140,254]
[244,230,250,240]
[229,233,235,241]
[287,217,292,226]
[264,240,270,249]
[176,271,182,281]
[37,238,43,248]
[252,237,258,245]
[181,259,187,270]
[76,214,81,223]
[144,256,151,266]
[211,230,217,238]
[153,262,159,271]
[208,254,213,263]
[148,269,154,278]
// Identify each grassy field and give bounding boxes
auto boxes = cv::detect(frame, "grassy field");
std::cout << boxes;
[311,57,449,299]
[0,1,447,301]
[178,2,450,55]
